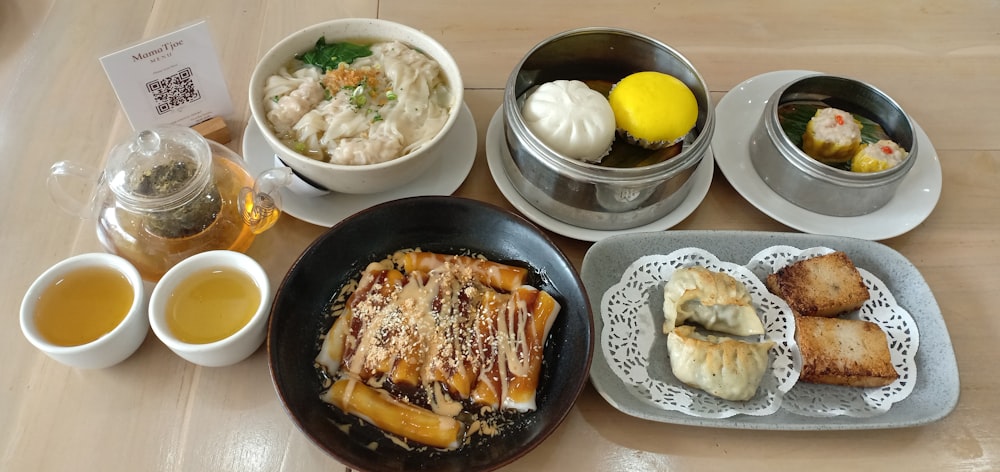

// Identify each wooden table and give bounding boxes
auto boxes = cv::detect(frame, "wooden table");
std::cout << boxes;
[2,1,998,470]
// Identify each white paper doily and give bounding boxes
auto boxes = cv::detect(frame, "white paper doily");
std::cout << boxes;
[747,246,920,417]
[600,248,799,418]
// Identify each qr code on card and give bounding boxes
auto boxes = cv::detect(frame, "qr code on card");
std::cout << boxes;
[146,67,201,114]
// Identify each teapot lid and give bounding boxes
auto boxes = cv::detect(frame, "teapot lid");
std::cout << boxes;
[106,126,213,211]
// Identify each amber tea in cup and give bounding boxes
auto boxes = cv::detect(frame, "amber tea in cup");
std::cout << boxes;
[20,253,148,369]
[149,250,272,367]
[165,266,262,344]
[33,265,135,346]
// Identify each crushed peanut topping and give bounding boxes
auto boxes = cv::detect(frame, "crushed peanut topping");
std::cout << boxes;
[316,250,561,450]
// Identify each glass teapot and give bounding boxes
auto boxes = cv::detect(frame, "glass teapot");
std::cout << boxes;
[49,125,292,281]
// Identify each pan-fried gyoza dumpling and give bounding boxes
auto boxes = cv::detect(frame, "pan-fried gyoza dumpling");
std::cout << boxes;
[662,266,764,336]
[666,325,775,401]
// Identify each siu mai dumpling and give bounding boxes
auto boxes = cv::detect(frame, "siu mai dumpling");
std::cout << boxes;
[662,266,764,336]
[851,139,908,173]
[801,107,862,165]
[666,325,775,401]
[521,80,616,163]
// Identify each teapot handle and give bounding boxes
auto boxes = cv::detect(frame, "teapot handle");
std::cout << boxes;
[239,167,293,234]
[47,161,102,218]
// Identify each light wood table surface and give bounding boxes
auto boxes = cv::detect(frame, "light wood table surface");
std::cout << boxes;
[2,1,998,471]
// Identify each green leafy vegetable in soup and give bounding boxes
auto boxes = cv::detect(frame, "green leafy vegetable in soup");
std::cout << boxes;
[296,38,372,71]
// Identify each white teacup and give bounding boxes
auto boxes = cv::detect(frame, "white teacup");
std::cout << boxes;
[20,253,148,369]
[148,250,272,367]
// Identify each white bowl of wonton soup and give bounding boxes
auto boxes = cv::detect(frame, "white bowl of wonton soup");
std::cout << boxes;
[249,18,464,194]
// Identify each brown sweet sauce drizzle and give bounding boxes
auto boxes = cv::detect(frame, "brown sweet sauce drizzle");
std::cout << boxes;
[315,250,560,450]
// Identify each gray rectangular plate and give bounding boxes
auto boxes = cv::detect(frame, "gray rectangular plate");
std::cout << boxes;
[581,230,959,430]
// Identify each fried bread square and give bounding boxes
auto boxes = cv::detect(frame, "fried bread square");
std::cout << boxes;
[795,315,898,388]
[766,251,869,318]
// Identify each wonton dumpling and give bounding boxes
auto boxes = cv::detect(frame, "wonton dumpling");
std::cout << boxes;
[667,325,775,401]
[521,80,616,163]
[662,266,764,336]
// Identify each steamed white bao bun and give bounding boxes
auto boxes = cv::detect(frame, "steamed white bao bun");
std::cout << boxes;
[521,80,616,163]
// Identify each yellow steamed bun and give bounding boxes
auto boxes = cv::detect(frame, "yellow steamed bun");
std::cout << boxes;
[608,71,698,149]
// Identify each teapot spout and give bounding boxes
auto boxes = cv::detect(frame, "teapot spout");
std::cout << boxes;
[239,167,293,234]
